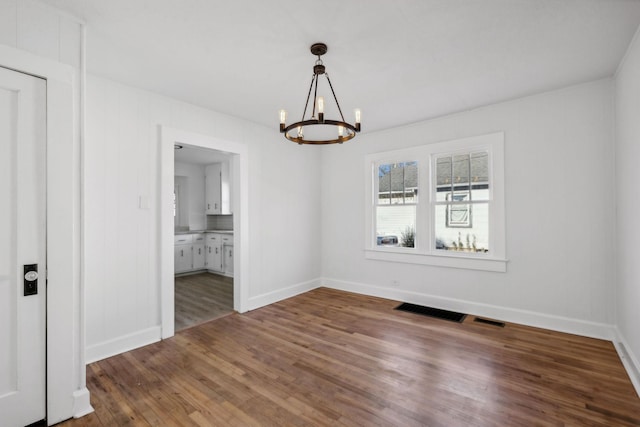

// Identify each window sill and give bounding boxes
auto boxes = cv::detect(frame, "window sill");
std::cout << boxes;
[364,248,507,272]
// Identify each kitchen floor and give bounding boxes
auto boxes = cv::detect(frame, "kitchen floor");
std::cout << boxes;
[174,272,233,331]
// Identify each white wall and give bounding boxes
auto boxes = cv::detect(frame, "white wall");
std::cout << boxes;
[84,75,322,361]
[174,161,206,230]
[615,29,640,392]
[321,79,616,338]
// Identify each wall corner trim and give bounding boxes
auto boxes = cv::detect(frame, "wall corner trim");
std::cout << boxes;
[72,388,94,419]
[246,278,322,311]
[613,327,640,398]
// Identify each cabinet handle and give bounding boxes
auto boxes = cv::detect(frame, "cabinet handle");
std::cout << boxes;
[215,247,218,254]
[208,247,211,253]
[198,248,201,255]
[230,250,233,257]
[208,203,210,210]
[180,249,183,257]
[215,203,218,210]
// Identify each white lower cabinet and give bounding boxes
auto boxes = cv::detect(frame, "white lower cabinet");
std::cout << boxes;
[223,244,234,276]
[206,232,233,277]
[174,234,206,274]
[174,245,192,273]
[206,234,223,272]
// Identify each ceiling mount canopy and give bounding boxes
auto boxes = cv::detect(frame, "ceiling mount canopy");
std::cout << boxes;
[280,43,361,145]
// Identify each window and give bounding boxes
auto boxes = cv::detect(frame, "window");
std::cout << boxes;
[365,132,506,272]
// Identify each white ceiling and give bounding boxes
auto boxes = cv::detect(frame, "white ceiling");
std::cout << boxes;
[40,0,640,134]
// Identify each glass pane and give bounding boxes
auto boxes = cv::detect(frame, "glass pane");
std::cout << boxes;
[376,205,416,248]
[378,162,417,205]
[378,164,391,205]
[435,203,489,253]
[435,157,452,202]
[452,154,470,200]
[403,161,418,203]
[470,151,489,201]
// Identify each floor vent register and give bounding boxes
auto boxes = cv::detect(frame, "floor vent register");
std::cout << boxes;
[395,303,467,323]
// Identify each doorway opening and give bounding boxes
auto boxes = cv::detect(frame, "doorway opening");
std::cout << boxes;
[160,126,248,339]
[174,145,235,331]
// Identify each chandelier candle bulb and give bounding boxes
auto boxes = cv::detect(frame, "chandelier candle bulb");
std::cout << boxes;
[338,125,344,137]
[355,109,361,132]
[279,110,287,132]
[318,97,324,122]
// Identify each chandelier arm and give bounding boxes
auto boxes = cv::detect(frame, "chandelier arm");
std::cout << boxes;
[301,74,316,122]
[325,74,347,122]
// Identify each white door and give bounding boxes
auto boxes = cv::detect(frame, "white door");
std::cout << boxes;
[0,67,47,426]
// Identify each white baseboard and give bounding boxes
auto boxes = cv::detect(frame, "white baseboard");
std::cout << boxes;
[86,326,162,364]
[613,327,640,398]
[246,278,321,311]
[321,278,615,341]
[72,387,94,419]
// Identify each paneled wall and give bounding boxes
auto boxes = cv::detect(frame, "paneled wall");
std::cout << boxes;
[321,79,616,338]
[615,29,640,391]
[0,0,81,69]
[85,75,322,361]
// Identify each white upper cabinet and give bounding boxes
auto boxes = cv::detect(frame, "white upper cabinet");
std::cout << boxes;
[205,162,232,215]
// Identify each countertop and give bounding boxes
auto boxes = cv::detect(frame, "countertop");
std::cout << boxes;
[175,229,234,235]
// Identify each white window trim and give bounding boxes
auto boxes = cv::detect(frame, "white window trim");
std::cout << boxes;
[364,132,507,272]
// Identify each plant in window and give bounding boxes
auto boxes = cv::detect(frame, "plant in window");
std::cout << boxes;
[401,226,415,248]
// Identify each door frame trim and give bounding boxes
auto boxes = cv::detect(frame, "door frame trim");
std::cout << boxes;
[0,45,92,423]
[160,126,250,338]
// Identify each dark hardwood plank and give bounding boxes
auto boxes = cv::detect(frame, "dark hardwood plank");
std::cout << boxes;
[58,288,640,426]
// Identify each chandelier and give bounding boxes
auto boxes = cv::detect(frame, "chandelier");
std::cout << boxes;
[279,43,361,145]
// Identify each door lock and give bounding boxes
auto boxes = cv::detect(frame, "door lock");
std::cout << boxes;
[24,264,38,296]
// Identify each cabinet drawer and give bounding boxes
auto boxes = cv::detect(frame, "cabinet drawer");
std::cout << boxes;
[174,235,192,245]
[221,235,232,244]
[192,234,205,243]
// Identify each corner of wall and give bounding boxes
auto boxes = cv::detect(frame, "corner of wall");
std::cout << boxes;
[614,328,640,398]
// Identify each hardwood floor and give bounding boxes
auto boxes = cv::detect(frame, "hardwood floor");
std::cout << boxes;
[59,288,640,426]
[174,272,233,331]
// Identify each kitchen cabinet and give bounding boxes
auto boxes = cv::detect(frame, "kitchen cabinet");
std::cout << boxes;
[206,232,234,277]
[192,234,206,270]
[205,162,232,215]
[174,235,193,274]
[206,234,223,272]
[174,234,206,274]
[223,244,234,276]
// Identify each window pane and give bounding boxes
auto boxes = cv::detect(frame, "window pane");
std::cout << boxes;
[403,161,418,203]
[435,202,489,253]
[452,154,470,200]
[378,164,391,205]
[470,151,489,201]
[435,157,452,202]
[378,162,417,205]
[376,205,416,248]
